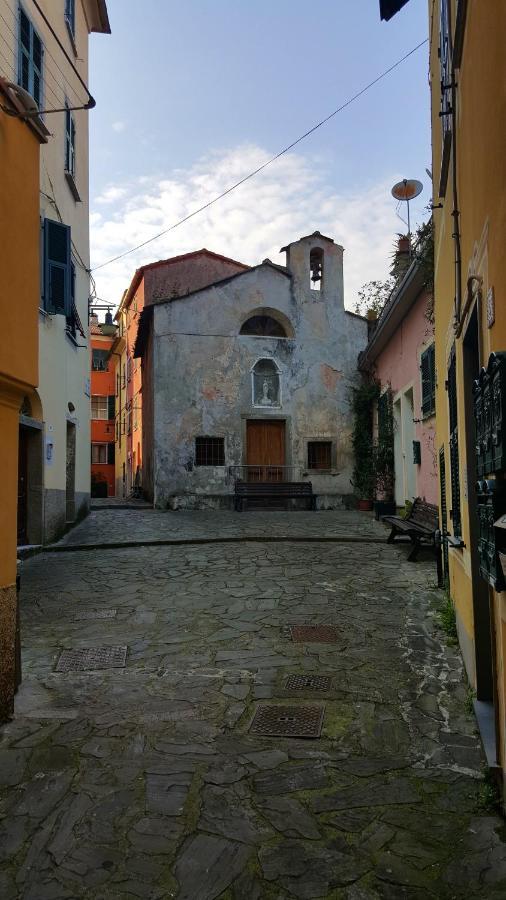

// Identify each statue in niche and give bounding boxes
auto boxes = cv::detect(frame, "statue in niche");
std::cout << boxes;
[253,360,280,407]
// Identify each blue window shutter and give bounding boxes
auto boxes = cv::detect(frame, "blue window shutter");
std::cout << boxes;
[18,8,43,109]
[43,219,71,315]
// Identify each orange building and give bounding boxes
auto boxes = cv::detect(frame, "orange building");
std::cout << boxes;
[90,313,117,497]
[114,250,249,497]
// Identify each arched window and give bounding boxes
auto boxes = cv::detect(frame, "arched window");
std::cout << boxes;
[240,315,287,337]
[310,247,324,291]
[252,359,280,407]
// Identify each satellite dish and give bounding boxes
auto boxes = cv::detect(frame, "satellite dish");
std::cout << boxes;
[4,81,39,115]
[391,179,423,201]
[390,178,423,247]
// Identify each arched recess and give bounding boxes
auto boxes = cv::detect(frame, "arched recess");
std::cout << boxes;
[250,357,281,407]
[240,307,294,339]
[310,247,324,291]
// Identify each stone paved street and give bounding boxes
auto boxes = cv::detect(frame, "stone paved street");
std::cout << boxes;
[2,510,506,899]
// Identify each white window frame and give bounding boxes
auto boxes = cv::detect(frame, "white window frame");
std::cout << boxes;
[91,396,108,420]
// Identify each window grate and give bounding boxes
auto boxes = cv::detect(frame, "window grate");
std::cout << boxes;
[195,436,225,466]
[308,441,332,470]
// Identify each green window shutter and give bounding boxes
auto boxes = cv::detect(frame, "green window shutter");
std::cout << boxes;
[18,9,43,109]
[43,219,71,315]
[421,344,436,417]
[107,395,115,419]
[107,442,115,465]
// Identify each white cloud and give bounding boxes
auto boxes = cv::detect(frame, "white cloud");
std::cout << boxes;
[90,144,410,310]
[112,120,126,133]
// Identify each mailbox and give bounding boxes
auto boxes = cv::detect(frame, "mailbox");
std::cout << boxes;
[490,352,506,473]
[473,352,506,477]
[495,513,506,590]
[476,479,506,590]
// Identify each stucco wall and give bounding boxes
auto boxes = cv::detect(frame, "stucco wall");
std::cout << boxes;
[373,289,437,504]
[149,238,368,507]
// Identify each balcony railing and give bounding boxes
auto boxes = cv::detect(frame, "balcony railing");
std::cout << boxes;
[228,465,306,483]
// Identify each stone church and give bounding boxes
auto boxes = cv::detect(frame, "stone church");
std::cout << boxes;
[134,231,368,508]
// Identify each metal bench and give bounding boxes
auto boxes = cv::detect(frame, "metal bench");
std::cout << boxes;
[234,480,315,512]
[382,497,439,562]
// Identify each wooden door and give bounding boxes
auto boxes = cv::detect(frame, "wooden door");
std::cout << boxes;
[246,420,285,481]
[17,428,28,545]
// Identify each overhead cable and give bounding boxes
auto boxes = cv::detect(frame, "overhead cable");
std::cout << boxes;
[92,38,428,273]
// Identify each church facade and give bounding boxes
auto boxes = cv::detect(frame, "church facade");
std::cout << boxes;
[134,232,368,508]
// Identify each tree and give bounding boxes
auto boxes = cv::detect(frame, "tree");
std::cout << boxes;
[354,278,394,317]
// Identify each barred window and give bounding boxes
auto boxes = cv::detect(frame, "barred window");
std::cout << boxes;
[195,436,225,466]
[308,441,332,470]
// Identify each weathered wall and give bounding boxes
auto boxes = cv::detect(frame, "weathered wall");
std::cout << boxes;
[150,236,368,507]
[373,289,437,505]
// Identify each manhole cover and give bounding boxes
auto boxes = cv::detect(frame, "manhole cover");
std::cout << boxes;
[291,625,339,643]
[55,646,127,672]
[285,674,332,692]
[249,705,324,738]
[73,609,117,621]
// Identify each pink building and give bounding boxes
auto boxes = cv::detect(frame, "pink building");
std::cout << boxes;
[360,253,437,507]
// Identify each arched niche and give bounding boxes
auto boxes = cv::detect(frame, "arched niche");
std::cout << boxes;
[240,307,294,339]
[251,358,281,408]
[310,247,324,291]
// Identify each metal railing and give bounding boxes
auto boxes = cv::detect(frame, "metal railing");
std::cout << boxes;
[228,465,305,483]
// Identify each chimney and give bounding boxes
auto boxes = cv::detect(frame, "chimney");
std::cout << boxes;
[390,234,411,282]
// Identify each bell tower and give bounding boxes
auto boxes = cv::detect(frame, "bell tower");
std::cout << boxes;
[281,231,344,309]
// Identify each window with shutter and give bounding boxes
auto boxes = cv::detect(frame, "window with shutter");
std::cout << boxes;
[448,348,462,536]
[420,344,436,417]
[91,444,107,464]
[107,442,115,465]
[107,395,115,420]
[43,219,71,315]
[92,350,109,371]
[91,396,108,420]
[65,0,76,37]
[65,103,76,177]
[18,8,43,109]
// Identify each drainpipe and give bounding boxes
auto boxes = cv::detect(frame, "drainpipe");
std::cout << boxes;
[448,1,462,326]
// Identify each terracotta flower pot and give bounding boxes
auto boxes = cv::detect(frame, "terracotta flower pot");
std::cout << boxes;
[357,499,373,511]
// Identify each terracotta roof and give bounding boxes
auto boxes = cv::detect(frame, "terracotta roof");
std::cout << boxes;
[117,248,249,317]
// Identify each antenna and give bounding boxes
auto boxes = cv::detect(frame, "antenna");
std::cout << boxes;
[391,179,423,248]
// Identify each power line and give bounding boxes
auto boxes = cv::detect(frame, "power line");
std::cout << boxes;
[92,38,428,274]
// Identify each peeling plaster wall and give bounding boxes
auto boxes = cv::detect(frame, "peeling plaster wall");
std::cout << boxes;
[150,237,368,507]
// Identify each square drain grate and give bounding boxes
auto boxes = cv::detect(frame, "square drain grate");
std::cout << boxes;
[285,674,332,692]
[73,609,117,621]
[55,646,127,672]
[249,704,325,738]
[291,625,339,643]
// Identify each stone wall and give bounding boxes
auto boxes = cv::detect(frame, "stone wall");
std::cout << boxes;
[148,235,368,508]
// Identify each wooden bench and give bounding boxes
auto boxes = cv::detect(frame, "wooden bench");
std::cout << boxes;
[234,481,315,512]
[382,498,439,561]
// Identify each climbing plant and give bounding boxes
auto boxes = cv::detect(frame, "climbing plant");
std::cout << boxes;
[375,386,395,500]
[351,379,380,499]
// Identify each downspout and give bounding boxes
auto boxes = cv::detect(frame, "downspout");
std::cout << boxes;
[448,1,462,326]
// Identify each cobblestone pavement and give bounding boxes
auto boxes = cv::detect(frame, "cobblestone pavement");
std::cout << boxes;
[54,509,386,548]
[2,510,506,899]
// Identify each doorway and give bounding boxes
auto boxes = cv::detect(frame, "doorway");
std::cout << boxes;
[393,399,403,506]
[246,419,285,481]
[66,421,76,522]
[403,388,416,502]
[17,428,28,545]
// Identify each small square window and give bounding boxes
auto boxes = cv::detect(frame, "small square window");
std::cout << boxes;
[195,436,225,466]
[308,441,332,470]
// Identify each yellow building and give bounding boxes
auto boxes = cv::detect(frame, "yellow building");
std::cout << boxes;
[0,0,110,544]
[428,0,506,796]
[0,79,47,720]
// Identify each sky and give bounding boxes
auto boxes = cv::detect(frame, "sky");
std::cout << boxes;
[88,0,431,311]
